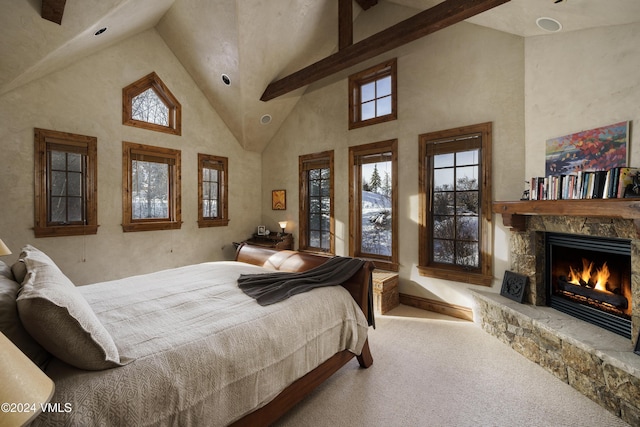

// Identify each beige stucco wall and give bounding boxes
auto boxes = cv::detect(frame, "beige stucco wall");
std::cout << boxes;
[524,22,640,179]
[261,17,525,309]
[0,29,262,285]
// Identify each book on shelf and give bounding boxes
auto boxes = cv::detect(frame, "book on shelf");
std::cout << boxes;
[527,167,640,200]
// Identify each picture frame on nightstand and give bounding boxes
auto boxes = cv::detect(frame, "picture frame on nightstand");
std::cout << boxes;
[257,225,266,236]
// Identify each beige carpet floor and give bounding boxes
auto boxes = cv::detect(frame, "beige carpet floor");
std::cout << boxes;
[275,305,630,427]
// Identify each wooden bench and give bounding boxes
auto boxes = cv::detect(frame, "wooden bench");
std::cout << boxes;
[372,270,399,314]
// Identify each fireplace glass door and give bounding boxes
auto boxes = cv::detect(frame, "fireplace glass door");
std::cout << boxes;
[546,233,632,338]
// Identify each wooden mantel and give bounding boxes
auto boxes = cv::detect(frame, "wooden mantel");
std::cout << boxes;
[493,199,640,232]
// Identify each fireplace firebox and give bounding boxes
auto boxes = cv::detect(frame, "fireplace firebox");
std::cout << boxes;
[546,232,632,338]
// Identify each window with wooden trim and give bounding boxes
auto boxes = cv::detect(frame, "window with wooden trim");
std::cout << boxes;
[122,142,181,232]
[198,153,229,228]
[34,128,98,238]
[123,72,181,135]
[418,122,493,286]
[299,151,334,253]
[349,140,398,271]
[348,58,397,130]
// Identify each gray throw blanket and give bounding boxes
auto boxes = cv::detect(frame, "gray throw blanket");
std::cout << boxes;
[238,256,375,327]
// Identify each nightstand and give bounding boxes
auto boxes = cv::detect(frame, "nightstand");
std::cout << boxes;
[241,232,293,250]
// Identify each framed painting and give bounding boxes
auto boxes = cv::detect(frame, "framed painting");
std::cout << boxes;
[500,271,527,303]
[545,121,629,176]
[272,190,286,210]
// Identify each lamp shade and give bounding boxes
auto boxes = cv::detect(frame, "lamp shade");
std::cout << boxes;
[0,239,11,256]
[0,332,54,427]
[278,221,287,231]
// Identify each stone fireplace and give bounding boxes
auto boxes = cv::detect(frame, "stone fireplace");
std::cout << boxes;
[546,232,632,339]
[473,203,640,425]
[509,215,639,342]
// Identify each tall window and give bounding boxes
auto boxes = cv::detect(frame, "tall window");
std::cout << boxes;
[348,58,397,129]
[122,142,181,232]
[198,154,229,228]
[299,151,334,253]
[34,128,98,238]
[419,122,493,286]
[349,140,398,271]
[122,72,181,135]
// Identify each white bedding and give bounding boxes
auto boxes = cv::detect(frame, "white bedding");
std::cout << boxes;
[35,261,368,426]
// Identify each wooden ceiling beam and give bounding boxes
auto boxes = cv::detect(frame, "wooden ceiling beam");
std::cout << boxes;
[355,0,378,11]
[261,0,510,101]
[338,0,353,50]
[41,0,67,25]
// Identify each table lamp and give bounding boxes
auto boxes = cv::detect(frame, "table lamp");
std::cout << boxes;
[278,221,287,236]
[0,239,11,256]
[0,332,55,427]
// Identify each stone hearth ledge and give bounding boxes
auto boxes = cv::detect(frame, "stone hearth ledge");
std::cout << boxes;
[471,290,640,424]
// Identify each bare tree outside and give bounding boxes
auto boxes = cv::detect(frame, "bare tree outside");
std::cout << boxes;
[202,167,219,218]
[308,167,331,250]
[432,150,480,268]
[132,88,169,126]
[132,160,169,219]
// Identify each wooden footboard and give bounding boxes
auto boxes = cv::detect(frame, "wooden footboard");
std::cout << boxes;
[233,244,374,426]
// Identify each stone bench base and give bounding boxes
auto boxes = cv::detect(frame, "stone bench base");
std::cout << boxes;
[472,290,640,426]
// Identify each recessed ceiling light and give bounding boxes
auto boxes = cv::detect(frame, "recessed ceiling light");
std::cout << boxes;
[221,74,231,86]
[536,17,562,32]
[94,27,107,36]
[260,114,272,125]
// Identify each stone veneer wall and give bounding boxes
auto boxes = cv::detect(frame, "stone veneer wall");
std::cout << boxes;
[473,215,640,425]
[473,292,640,425]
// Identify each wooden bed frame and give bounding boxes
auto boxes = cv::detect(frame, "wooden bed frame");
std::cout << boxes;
[231,244,375,426]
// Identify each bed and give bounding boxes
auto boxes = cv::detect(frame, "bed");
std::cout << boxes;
[0,244,374,426]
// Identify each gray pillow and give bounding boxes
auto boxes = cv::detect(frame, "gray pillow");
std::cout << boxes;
[11,259,27,284]
[0,263,51,369]
[16,245,124,370]
[0,260,12,280]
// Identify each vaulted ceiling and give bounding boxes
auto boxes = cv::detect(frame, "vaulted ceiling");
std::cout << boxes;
[2,0,640,152]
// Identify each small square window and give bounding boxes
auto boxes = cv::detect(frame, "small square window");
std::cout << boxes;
[348,59,397,130]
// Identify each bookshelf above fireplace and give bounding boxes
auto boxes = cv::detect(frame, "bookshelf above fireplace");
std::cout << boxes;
[492,199,640,233]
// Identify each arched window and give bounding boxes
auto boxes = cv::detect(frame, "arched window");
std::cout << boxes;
[123,72,181,135]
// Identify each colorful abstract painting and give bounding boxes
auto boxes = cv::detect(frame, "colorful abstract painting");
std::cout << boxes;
[545,121,629,176]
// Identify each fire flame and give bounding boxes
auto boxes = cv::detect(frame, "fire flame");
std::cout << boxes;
[567,258,610,292]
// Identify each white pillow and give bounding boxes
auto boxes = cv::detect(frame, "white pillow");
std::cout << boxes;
[16,245,124,370]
